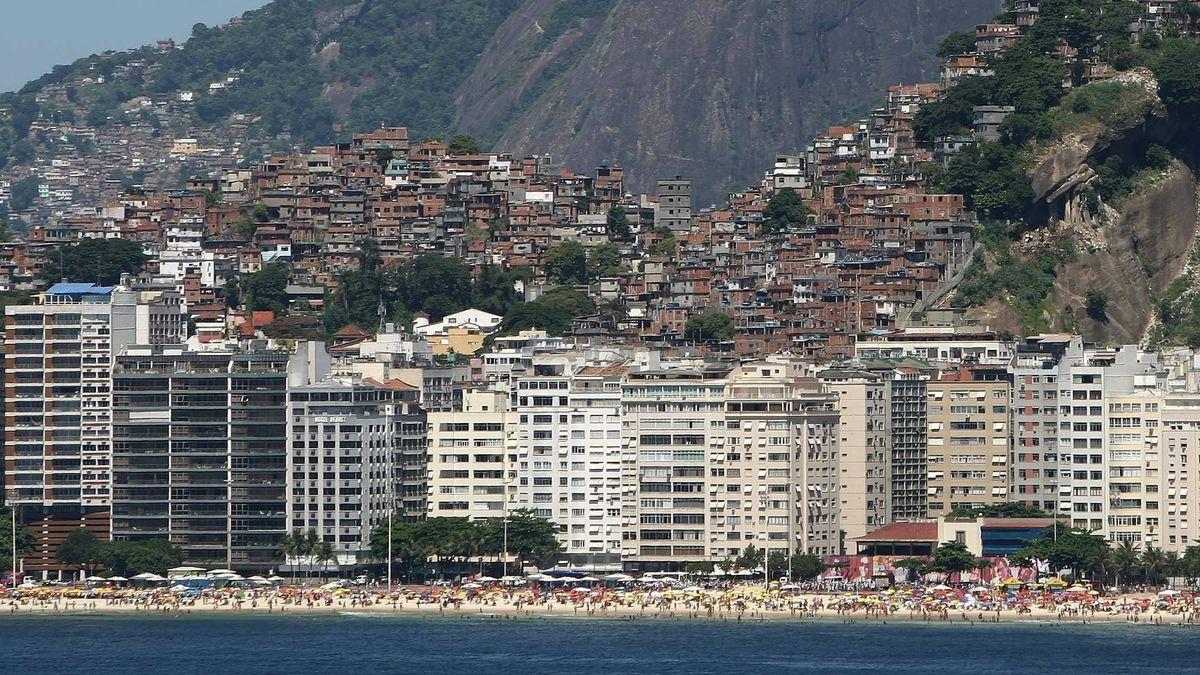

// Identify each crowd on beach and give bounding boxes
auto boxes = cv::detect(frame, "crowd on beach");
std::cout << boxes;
[5,576,1200,625]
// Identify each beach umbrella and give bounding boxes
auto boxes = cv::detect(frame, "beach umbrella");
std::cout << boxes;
[1159,589,1181,596]
[930,584,952,591]
[1066,586,1089,592]
[267,576,285,583]
[85,576,106,582]
[132,573,166,582]
[968,586,989,593]
[108,576,128,582]
[476,576,498,582]
[604,573,634,582]
[577,575,600,583]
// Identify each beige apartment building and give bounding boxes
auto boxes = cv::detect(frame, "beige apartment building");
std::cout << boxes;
[719,362,841,558]
[818,368,888,552]
[1106,391,1163,547]
[426,390,513,520]
[1161,392,1200,552]
[925,365,1011,517]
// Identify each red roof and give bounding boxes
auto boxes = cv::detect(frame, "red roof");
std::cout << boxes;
[333,325,370,338]
[364,377,417,390]
[852,521,938,542]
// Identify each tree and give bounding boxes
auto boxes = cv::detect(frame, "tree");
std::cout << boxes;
[926,540,991,580]
[1010,524,1108,579]
[684,311,734,342]
[790,553,829,581]
[761,188,812,235]
[893,557,928,583]
[245,263,291,313]
[1111,540,1141,587]
[586,242,623,280]
[7,177,39,212]
[494,287,595,337]
[937,30,977,58]
[0,508,35,575]
[766,551,789,580]
[1152,38,1200,122]
[447,133,481,155]
[1141,545,1169,587]
[543,241,588,285]
[736,543,765,572]
[1085,288,1109,322]
[41,238,148,285]
[315,540,338,581]
[99,539,183,577]
[57,528,102,572]
[606,206,632,240]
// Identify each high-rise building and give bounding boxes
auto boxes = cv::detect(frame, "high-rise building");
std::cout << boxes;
[622,364,728,571]
[512,362,625,567]
[4,280,184,575]
[427,390,512,520]
[925,365,1012,517]
[110,344,287,572]
[286,374,427,570]
[818,367,889,552]
[719,362,841,558]
[1011,335,1081,512]
[1161,391,1200,552]
[885,368,928,520]
[655,177,692,232]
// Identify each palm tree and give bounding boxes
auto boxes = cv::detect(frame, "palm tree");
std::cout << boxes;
[314,541,337,581]
[1112,541,1140,588]
[1142,545,1169,587]
[1164,551,1182,587]
[459,527,487,576]
[279,532,300,583]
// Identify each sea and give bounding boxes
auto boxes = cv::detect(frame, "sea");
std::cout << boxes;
[0,614,1197,673]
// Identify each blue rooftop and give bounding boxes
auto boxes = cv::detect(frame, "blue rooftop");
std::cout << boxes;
[46,283,115,296]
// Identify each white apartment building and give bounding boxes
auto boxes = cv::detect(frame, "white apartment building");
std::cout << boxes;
[818,368,889,551]
[512,363,625,566]
[287,375,427,568]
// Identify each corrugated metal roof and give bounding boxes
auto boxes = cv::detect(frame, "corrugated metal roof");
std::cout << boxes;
[46,283,114,295]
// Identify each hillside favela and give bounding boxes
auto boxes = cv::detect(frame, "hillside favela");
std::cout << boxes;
[3,0,1200,672]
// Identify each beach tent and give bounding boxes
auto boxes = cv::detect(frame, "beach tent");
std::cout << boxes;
[604,573,634,582]
[108,576,128,583]
[206,569,235,576]
[85,576,106,582]
[476,576,498,582]
[526,573,556,582]
[132,573,166,582]
[1159,589,1181,596]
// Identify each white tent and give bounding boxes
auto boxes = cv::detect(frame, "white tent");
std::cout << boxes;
[604,573,634,582]
[131,573,166,582]
[108,576,129,582]
[476,576,498,582]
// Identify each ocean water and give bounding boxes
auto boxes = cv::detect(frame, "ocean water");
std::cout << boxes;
[0,614,1197,674]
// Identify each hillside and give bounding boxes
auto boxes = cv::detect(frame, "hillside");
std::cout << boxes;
[0,0,1002,206]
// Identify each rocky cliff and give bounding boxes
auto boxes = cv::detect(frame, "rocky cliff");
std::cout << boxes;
[457,0,1003,203]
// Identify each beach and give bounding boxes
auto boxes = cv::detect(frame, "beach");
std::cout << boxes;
[5,584,1199,626]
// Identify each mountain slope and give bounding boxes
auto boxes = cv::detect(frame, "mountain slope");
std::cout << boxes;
[0,0,1001,206]
[460,0,1003,202]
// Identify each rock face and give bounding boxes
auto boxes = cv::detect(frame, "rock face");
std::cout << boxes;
[455,0,1003,203]
[1050,164,1199,344]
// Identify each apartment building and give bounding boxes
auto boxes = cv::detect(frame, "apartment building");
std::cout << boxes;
[818,368,889,552]
[512,362,625,566]
[1159,392,1200,552]
[110,344,287,572]
[925,365,1011,517]
[1105,390,1163,547]
[4,280,184,575]
[719,362,841,558]
[622,365,729,571]
[886,368,928,520]
[1011,335,1080,512]
[427,390,512,520]
[287,374,427,569]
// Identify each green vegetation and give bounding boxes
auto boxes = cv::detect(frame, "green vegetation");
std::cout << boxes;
[1152,38,1200,122]
[447,133,481,154]
[936,30,976,59]
[7,177,39,212]
[41,238,148,286]
[543,241,588,285]
[948,502,1050,518]
[760,187,812,235]
[605,206,632,241]
[1088,142,1176,207]
[1045,81,1158,136]
[369,510,561,578]
[1150,243,1200,348]
[0,508,35,574]
[952,236,1074,334]
[279,529,338,580]
[932,142,1033,221]
[322,247,528,336]
[1085,288,1109,322]
[789,554,829,581]
[493,287,595,337]
[684,312,735,342]
[56,528,184,576]
[226,262,291,314]
[1009,524,1110,580]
